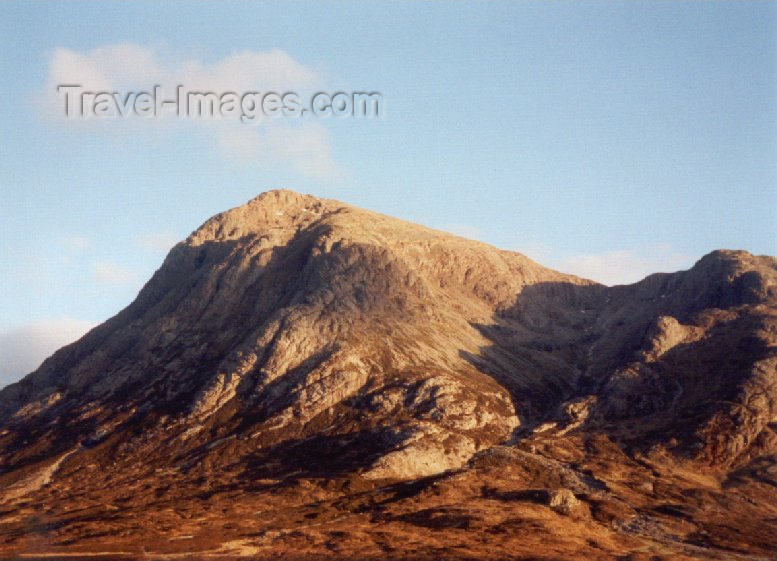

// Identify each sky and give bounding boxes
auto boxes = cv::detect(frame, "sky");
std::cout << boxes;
[0,1,775,387]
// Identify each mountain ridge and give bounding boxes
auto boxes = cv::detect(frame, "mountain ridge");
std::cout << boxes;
[0,189,775,559]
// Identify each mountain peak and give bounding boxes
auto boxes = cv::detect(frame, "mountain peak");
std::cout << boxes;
[187,189,344,246]
[1,194,775,559]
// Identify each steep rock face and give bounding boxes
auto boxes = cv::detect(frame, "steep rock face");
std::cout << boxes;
[0,190,775,559]
[2,190,584,482]
[582,250,777,466]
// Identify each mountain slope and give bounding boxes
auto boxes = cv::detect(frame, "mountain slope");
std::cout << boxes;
[0,189,775,560]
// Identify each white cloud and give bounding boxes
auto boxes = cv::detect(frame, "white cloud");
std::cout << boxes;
[49,44,164,92]
[42,43,338,179]
[177,49,317,93]
[0,318,96,388]
[47,44,316,97]
[94,261,138,285]
[552,245,694,286]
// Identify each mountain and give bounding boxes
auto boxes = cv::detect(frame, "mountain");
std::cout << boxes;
[0,189,775,560]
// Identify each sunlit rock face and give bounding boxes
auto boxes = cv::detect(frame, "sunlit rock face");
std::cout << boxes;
[1,190,775,559]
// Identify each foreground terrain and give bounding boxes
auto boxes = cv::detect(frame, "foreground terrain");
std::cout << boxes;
[0,190,775,560]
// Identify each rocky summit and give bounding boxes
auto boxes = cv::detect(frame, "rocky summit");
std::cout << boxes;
[0,189,775,560]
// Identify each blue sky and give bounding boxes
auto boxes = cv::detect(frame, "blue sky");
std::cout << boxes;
[0,1,775,386]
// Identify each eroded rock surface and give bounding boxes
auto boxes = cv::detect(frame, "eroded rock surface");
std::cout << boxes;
[0,190,775,559]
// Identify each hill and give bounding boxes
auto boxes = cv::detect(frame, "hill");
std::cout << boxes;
[1,190,775,559]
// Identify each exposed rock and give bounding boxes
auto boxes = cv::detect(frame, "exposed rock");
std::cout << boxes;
[548,488,584,516]
[0,190,775,559]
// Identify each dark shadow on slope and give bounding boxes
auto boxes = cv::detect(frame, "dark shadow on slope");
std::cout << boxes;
[459,279,609,426]
[186,429,402,500]
[458,267,776,457]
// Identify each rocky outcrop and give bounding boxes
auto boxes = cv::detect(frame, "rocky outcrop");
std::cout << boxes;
[0,190,774,559]
[0,190,547,483]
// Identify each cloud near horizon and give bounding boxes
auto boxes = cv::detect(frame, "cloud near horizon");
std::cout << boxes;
[0,318,96,389]
[551,245,695,286]
[42,43,339,180]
